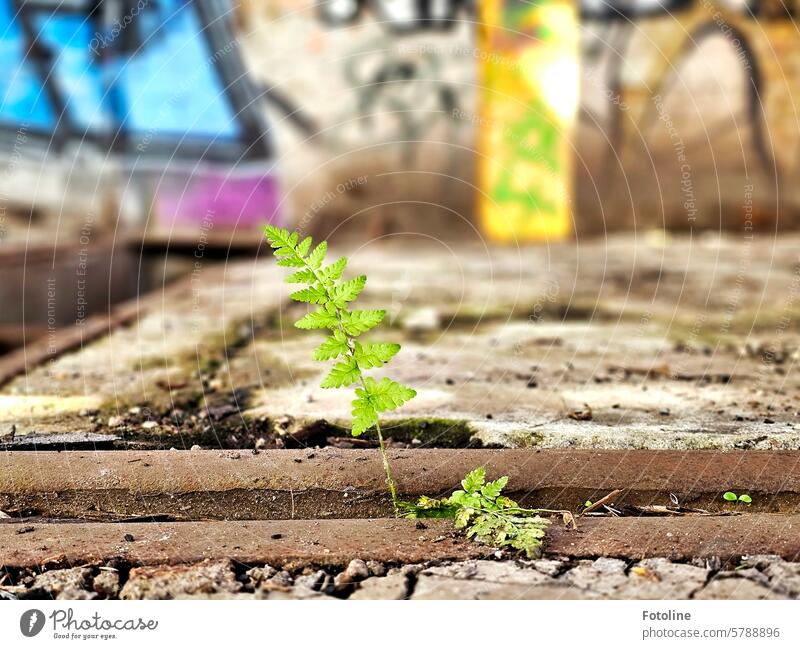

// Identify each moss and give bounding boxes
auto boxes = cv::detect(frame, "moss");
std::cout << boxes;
[499,430,545,448]
[364,418,478,448]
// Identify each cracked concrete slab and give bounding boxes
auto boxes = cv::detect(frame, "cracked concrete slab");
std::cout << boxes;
[4,236,800,450]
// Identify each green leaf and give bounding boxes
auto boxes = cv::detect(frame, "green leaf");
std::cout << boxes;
[319,257,348,283]
[462,467,486,493]
[350,378,415,435]
[723,491,738,501]
[738,494,752,504]
[296,236,312,257]
[313,336,349,361]
[454,508,472,529]
[362,377,416,413]
[320,356,360,388]
[284,268,317,284]
[343,310,385,336]
[496,496,518,508]
[481,476,509,500]
[330,275,366,307]
[276,255,305,268]
[354,342,400,369]
[294,308,338,330]
[398,496,457,519]
[290,285,328,304]
[308,241,327,269]
[264,225,291,248]
[351,395,378,436]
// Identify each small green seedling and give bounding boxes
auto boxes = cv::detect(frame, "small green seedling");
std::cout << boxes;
[723,491,752,504]
[403,468,547,557]
[584,500,593,508]
[264,226,415,512]
[402,467,575,558]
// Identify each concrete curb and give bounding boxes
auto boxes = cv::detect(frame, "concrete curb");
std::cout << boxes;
[1,449,799,519]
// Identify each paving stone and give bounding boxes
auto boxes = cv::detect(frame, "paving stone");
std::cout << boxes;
[14,237,800,452]
[350,573,410,600]
[119,560,241,600]
[619,558,709,599]
[93,570,120,599]
[694,577,786,600]
[30,567,93,599]
[56,587,98,600]
[410,575,592,600]
[525,558,565,577]
[262,587,336,600]
[763,560,800,597]
[422,560,556,586]
[562,558,629,596]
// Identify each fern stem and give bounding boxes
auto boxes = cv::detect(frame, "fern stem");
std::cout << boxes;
[368,390,399,516]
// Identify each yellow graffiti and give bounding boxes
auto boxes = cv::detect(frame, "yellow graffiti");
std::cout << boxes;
[478,0,577,242]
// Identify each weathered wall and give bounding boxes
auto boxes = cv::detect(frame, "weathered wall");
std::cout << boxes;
[576,6,800,234]
[237,1,479,241]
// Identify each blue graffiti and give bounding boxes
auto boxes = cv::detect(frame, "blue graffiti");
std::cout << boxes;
[0,0,270,161]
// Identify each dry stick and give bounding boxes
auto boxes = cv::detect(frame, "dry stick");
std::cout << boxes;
[581,489,622,516]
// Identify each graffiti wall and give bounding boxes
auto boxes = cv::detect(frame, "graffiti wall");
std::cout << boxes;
[237,0,480,240]
[4,0,800,244]
[0,0,278,243]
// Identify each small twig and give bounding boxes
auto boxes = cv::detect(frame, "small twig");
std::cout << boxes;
[581,489,622,515]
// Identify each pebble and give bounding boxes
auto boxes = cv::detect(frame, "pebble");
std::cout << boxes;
[335,559,370,588]
[366,561,386,577]
[246,566,277,588]
[141,421,158,430]
[93,570,120,599]
[294,570,330,592]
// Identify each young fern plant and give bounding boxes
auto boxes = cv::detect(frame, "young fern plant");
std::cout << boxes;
[401,467,575,558]
[264,226,415,513]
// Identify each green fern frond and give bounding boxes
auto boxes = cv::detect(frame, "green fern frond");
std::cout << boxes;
[263,226,415,446]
